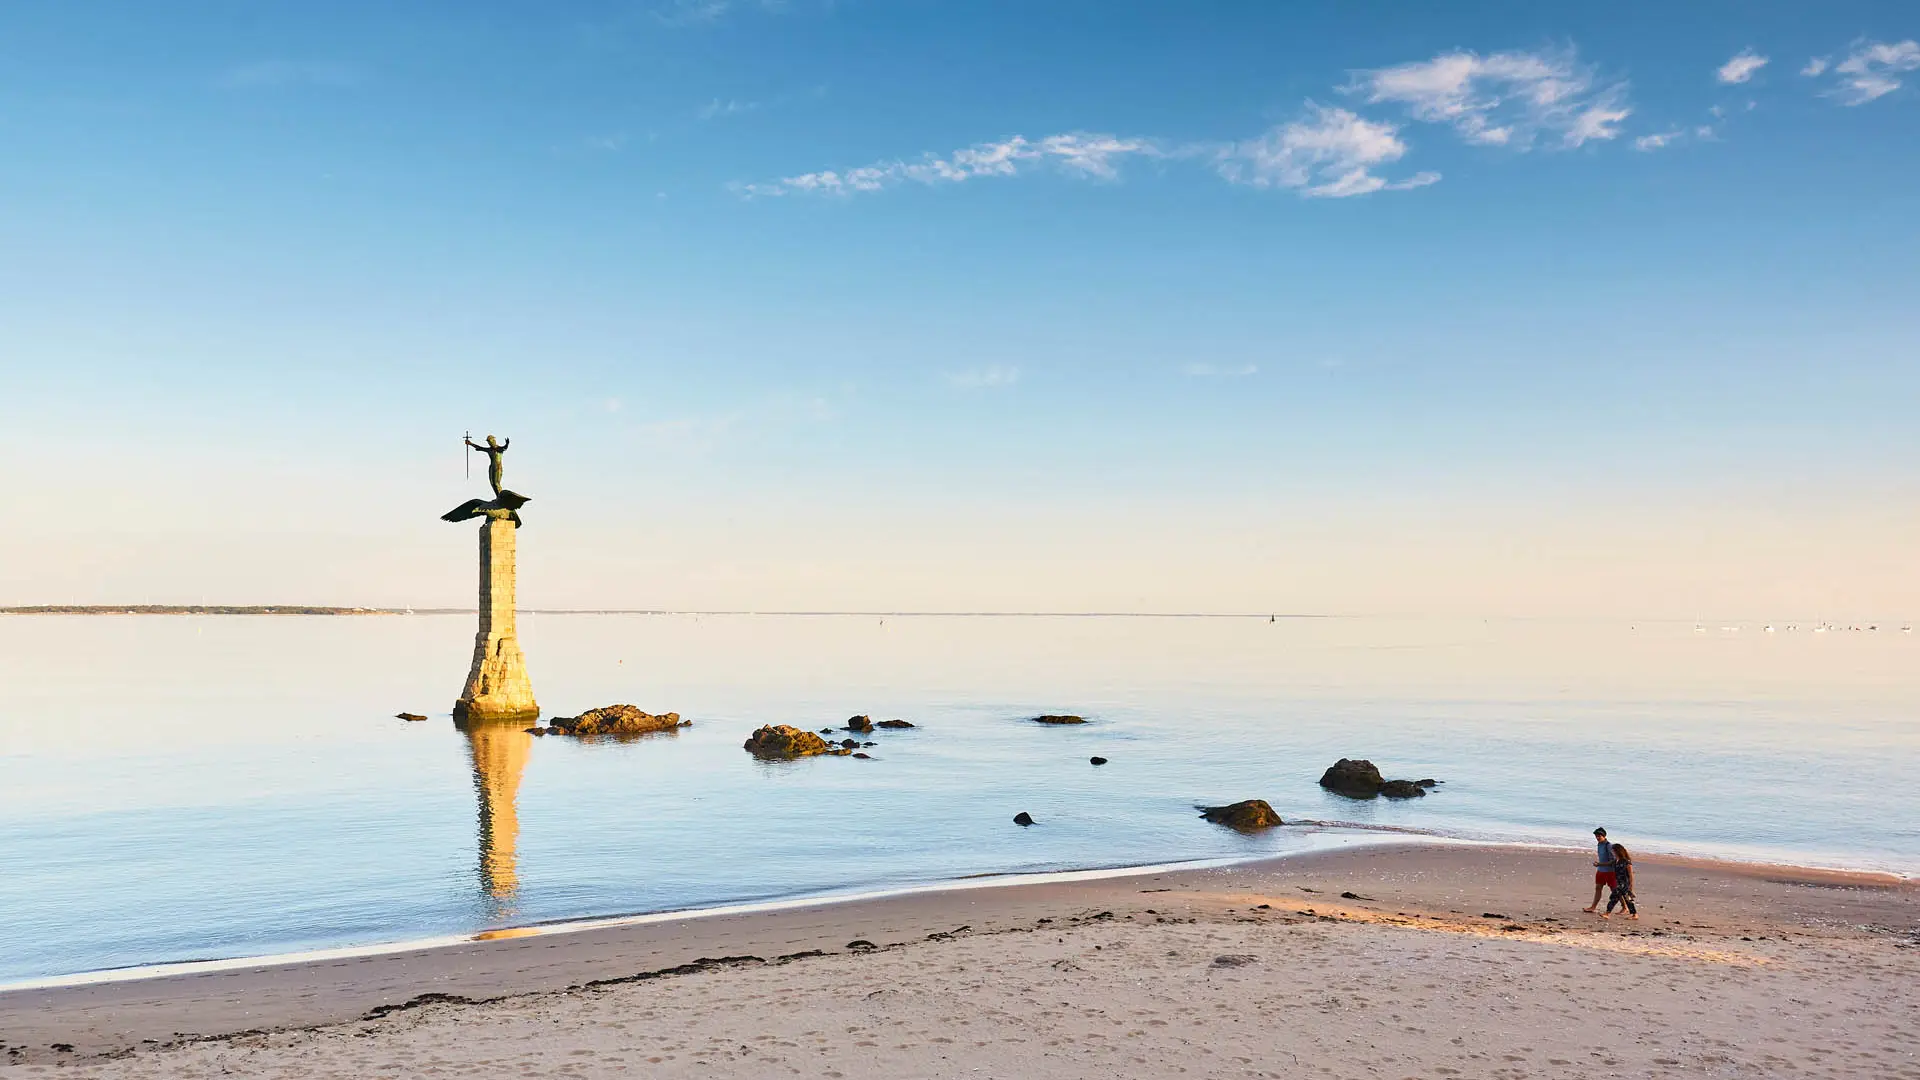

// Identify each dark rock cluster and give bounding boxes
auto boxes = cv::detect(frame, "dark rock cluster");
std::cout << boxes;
[1031,714,1086,725]
[1318,759,1439,799]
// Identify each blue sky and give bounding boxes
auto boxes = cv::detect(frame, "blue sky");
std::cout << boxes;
[2,2,1916,616]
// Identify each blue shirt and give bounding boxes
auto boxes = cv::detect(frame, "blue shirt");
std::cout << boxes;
[1596,840,1615,871]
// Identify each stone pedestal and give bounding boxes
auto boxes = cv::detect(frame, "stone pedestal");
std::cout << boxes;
[455,517,538,721]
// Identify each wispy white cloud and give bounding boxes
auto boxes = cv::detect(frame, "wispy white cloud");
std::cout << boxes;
[1182,363,1258,377]
[736,133,1159,197]
[1216,104,1439,197]
[740,45,1653,203]
[699,98,759,120]
[1717,50,1769,84]
[653,0,807,27]
[1348,47,1631,149]
[1821,39,1920,105]
[653,0,732,26]
[218,60,362,90]
[1801,56,1831,77]
[1634,129,1683,152]
[946,365,1020,389]
[585,133,628,152]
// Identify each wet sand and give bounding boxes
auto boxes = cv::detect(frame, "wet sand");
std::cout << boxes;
[4,843,1916,1077]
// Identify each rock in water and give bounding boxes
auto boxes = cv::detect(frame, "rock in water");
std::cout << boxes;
[549,705,687,738]
[1318,758,1387,797]
[1031,715,1086,725]
[744,725,833,760]
[1090,756,1108,766]
[1317,759,1440,799]
[395,712,427,722]
[876,719,915,729]
[1198,800,1283,831]
[845,715,874,733]
[839,738,860,749]
[1013,811,1035,826]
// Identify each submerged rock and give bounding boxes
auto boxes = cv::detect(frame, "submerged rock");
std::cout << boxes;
[876,719,915,729]
[1031,714,1086,725]
[1198,800,1283,831]
[839,738,860,749]
[549,705,687,738]
[395,712,427,722]
[1090,756,1109,766]
[845,715,875,733]
[746,725,833,760]
[1013,811,1035,826]
[1378,780,1427,799]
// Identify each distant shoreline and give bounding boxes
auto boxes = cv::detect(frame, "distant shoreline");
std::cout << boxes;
[0,607,1325,618]
[0,605,440,616]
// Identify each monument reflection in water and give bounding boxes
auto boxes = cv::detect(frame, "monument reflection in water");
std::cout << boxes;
[458,715,533,905]
[443,432,539,907]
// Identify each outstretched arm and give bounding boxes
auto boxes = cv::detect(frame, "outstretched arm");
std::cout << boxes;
[498,438,509,452]
[464,438,484,452]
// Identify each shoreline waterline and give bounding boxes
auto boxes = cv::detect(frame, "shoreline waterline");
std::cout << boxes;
[8,827,1909,996]
[0,830,1401,993]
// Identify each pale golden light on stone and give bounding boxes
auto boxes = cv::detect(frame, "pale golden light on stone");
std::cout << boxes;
[456,516,538,721]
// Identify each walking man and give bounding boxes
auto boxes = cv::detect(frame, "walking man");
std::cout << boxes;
[1583,827,1616,913]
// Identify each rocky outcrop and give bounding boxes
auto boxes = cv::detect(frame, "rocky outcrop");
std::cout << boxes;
[1318,759,1385,795]
[876,719,915,729]
[744,725,832,760]
[1090,756,1108,766]
[549,705,687,738]
[396,712,427,722]
[845,715,874,733]
[1013,811,1035,826]
[1318,759,1438,799]
[1031,714,1086,725]
[1198,800,1283,831]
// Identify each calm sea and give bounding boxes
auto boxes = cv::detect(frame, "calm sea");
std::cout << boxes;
[1,613,1914,984]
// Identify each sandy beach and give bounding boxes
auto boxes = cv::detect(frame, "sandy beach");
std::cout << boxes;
[4,842,1915,1078]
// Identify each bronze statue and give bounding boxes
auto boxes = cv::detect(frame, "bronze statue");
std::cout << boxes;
[444,433,531,527]
[465,435,510,496]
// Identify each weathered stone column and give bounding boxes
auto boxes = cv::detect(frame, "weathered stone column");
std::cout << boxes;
[455,516,538,721]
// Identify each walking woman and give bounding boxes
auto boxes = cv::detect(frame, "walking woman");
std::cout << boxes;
[1602,843,1638,919]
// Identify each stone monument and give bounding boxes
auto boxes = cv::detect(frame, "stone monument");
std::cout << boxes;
[443,434,538,721]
